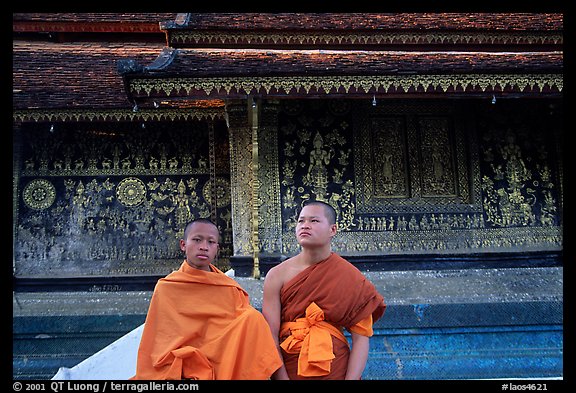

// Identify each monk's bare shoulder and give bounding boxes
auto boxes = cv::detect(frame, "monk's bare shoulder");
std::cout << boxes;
[264,256,300,288]
[270,256,313,289]
[265,257,292,277]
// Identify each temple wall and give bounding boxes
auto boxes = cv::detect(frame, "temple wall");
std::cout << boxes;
[12,98,563,280]
[13,119,233,278]
[263,98,563,258]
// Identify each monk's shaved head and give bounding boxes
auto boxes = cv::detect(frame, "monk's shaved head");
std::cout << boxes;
[300,200,337,225]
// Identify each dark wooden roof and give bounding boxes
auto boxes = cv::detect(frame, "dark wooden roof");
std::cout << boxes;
[133,48,562,77]
[163,13,563,50]
[165,13,562,31]
[13,40,166,109]
[12,13,172,111]
[12,13,563,114]
[13,13,176,22]
[13,13,177,33]
[118,12,562,104]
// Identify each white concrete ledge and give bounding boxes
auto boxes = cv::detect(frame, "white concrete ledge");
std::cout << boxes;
[51,324,144,380]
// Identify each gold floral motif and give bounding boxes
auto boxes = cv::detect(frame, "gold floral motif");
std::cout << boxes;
[22,179,56,210]
[116,177,147,207]
[202,177,231,208]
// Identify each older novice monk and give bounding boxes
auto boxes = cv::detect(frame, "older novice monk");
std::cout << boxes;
[133,218,282,380]
[262,200,386,380]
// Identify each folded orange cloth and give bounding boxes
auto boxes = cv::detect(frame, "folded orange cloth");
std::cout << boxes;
[280,302,348,377]
[132,261,282,380]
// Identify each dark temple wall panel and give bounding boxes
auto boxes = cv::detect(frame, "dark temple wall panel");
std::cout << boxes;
[476,100,563,230]
[354,101,478,214]
[275,98,562,257]
[13,120,232,278]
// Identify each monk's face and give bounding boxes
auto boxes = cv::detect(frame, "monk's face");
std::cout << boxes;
[296,204,337,248]
[180,222,220,271]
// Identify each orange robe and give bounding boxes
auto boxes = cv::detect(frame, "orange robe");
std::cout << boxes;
[279,252,386,380]
[132,261,282,380]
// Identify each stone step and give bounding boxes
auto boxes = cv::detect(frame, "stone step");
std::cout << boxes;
[364,325,563,380]
[13,266,563,380]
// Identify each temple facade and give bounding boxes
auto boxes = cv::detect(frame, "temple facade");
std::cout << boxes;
[13,13,563,380]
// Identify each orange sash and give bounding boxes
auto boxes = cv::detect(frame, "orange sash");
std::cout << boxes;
[280,302,348,377]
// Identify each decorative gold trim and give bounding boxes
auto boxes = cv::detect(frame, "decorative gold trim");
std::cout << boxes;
[281,224,562,256]
[13,108,227,123]
[258,101,283,255]
[128,74,563,98]
[226,102,253,257]
[169,31,563,47]
[250,98,261,279]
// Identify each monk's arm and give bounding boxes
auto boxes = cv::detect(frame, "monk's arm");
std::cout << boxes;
[345,332,370,380]
[262,268,290,380]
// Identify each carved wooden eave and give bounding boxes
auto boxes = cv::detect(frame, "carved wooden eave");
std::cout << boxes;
[119,48,563,105]
[119,13,563,106]
[12,106,227,124]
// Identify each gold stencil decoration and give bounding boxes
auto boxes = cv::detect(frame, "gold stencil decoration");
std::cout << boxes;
[202,177,231,208]
[116,177,147,207]
[23,179,56,210]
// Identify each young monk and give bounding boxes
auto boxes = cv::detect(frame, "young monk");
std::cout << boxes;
[132,218,282,380]
[262,200,386,380]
